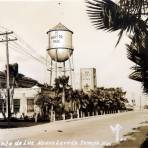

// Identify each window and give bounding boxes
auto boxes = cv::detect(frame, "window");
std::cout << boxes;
[13,99,20,113]
[0,99,6,113]
[27,99,34,112]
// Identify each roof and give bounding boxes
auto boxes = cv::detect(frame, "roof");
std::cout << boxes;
[47,22,73,33]
[31,85,40,89]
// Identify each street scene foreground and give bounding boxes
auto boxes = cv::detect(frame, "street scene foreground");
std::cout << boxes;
[0,111,148,148]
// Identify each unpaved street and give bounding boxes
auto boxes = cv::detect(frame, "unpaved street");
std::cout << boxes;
[0,111,148,148]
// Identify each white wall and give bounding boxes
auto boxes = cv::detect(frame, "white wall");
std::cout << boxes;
[0,87,41,118]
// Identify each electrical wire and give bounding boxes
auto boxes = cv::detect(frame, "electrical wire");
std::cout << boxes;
[9,43,32,57]
[14,32,47,61]
[0,25,47,66]
[11,41,46,65]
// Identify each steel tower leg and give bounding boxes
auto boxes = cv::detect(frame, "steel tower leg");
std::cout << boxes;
[49,60,53,86]
[63,62,66,76]
[68,51,73,88]
[55,49,58,79]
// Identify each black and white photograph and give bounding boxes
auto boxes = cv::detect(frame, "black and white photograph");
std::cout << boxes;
[0,0,148,148]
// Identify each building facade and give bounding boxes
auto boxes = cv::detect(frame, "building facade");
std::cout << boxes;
[0,87,54,118]
[80,68,97,92]
[0,87,41,118]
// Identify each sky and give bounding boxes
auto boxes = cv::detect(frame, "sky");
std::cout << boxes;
[0,0,146,105]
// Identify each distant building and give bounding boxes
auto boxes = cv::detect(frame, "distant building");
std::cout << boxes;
[80,68,97,92]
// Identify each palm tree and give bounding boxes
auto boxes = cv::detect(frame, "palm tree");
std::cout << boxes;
[35,93,53,121]
[127,33,148,94]
[54,76,70,96]
[69,89,81,118]
[89,89,100,115]
[113,87,127,111]
[54,76,70,119]
[80,92,89,116]
[0,92,6,120]
[86,0,148,94]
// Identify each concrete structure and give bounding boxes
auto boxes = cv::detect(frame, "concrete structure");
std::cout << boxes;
[80,68,97,92]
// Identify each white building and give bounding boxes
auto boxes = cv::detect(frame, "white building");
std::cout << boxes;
[80,68,97,92]
[0,87,51,118]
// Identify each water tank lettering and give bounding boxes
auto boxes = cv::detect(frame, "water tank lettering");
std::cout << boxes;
[53,40,60,43]
[51,36,57,39]
[47,23,73,62]
[59,35,63,39]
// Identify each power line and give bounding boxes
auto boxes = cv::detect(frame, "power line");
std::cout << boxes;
[14,33,47,61]
[11,41,46,65]
[0,25,47,65]
[8,43,31,58]
[0,26,49,72]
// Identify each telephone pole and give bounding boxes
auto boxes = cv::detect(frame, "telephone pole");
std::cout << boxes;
[140,96,142,111]
[0,31,17,120]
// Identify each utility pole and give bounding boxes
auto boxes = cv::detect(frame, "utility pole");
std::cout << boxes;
[0,31,17,120]
[140,96,142,111]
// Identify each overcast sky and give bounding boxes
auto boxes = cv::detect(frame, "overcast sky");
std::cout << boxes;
[0,0,146,104]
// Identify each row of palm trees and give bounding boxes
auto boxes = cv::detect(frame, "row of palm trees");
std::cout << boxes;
[35,76,128,121]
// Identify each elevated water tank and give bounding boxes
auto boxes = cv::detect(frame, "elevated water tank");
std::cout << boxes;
[47,23,73,62]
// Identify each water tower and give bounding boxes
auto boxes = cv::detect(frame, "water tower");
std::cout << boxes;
[47,23,74,87]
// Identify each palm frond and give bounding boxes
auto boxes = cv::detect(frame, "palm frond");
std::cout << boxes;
[127,30,148,94]
[86,0,139,31]
[128,49,148,94]
[119,0,148,16]
[129,71,142,82]
[129,65,146,83]
[142,71,148,94]
[86,0,148,46]
[126,43,144,66]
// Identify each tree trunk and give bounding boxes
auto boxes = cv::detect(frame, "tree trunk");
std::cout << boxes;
[50,105,54,122]
[77,109,79,118]
[62,87,65,120]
